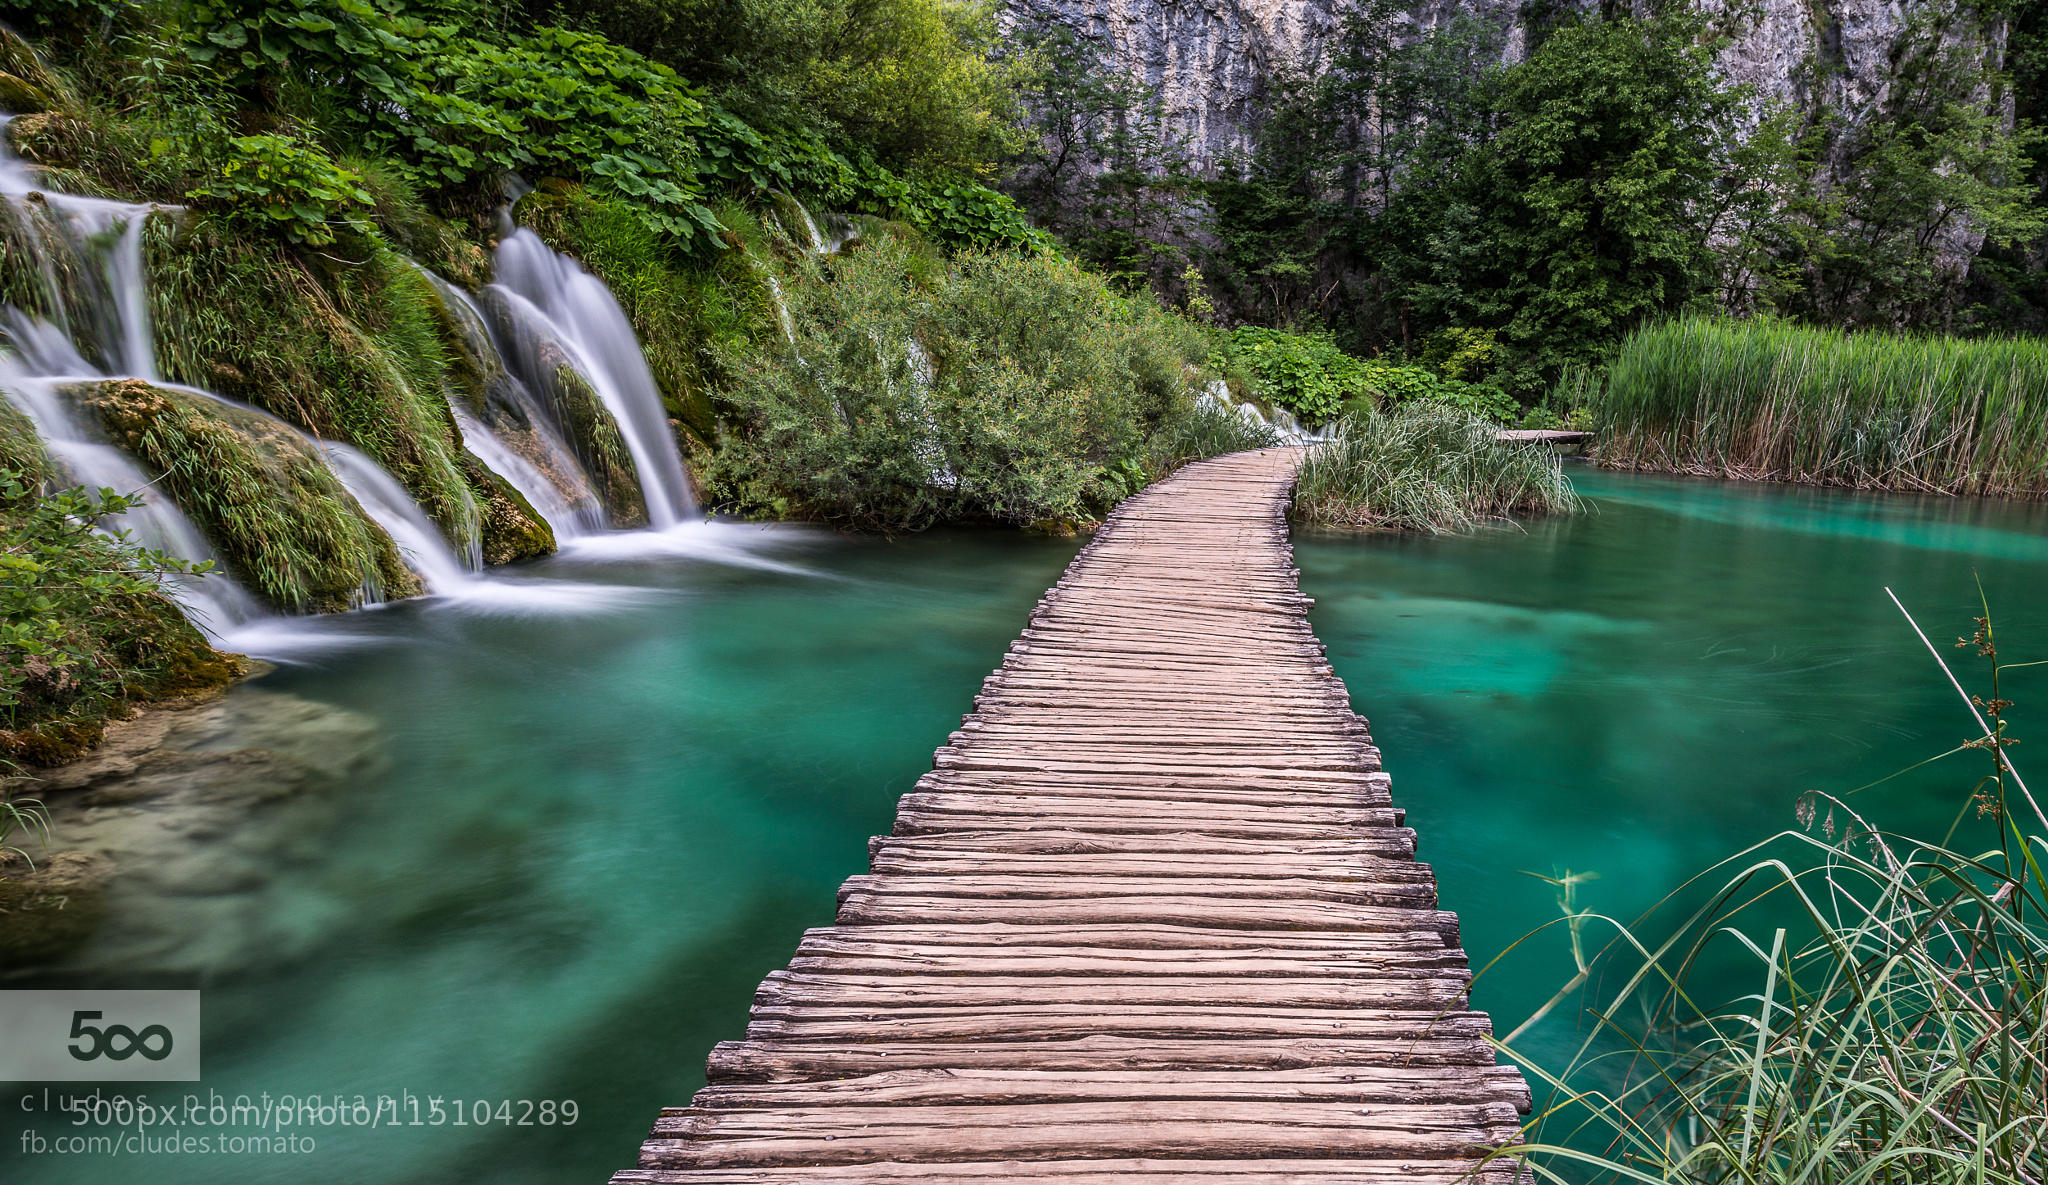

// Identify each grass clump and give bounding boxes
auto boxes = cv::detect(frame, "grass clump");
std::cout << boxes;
[1501,604,2047,1185]
[1591,315,2048,496]
[1292,401,1582,532]
[703,239,1213,531]
[1,471,240,762]
[71,380,418,612]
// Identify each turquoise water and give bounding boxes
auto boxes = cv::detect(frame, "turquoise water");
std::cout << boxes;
[1298,466,2048,1071]
[7,469,2048,1183]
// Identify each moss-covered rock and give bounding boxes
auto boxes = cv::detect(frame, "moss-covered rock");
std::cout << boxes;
[67,379,421,611]
[149,231,483,554]
[459,452,554,564]
[547,358,648,528]
[0,398,51,483]
[0,70,51,114]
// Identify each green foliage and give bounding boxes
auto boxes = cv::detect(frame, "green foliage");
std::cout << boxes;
[187,133,375,246]
[1213,327,1367,425]
[0,471,236,748]
[1356,361,1520,425]
[524,0,1021,179]
[703,240,1210,530]
[180,0,728,244]
[1592,314,2048,495]
[1291,401,1582,532]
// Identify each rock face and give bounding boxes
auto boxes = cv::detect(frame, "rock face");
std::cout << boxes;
[1005,0,1996,175]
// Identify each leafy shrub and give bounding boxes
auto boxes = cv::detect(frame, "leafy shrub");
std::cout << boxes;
[1213,327,1367,425]
[1292,400,1581,532]
[187,133,375,246]
[1354,361,1521,424]
[703,240,1209,530]
[181,0,728,245]
[1,472,238,756]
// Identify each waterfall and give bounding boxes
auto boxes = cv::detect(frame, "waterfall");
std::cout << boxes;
[1198,379,1329,445]
[420,270,604,539]
[316,441,480,595]
[0,120,264,638]
[489,231,696,527]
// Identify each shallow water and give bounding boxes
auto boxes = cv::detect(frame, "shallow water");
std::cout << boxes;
[6,470,2048,1183]
[1297,466,2048,1073]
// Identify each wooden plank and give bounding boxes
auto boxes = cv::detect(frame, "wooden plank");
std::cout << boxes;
[610,450,1528,1184]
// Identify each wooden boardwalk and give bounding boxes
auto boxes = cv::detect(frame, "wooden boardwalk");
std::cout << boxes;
[612,449,1531,1184]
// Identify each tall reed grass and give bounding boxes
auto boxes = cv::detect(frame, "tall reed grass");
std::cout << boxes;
[1497,600,2047,1185]
[1591,316,2048,496]
[1292,401,1582,532]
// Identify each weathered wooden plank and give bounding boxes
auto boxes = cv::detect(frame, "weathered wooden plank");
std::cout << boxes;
[611,450,1527,1184]
[615,1160,1525,1185]
[683,1066,1531,1111]
[704,1035,1507,1083]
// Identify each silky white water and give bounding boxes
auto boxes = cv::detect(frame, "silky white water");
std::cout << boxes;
[420,270,606,538]
[0,123,264,637]
[490,231,696,527]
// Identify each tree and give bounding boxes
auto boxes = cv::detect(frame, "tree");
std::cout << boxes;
[1801,0,2045,328]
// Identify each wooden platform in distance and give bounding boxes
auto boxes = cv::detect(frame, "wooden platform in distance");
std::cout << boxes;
[1496,429,1591,446]
[611,448,1531,1184]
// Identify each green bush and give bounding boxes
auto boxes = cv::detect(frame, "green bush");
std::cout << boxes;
[1292,400,1581,532]
[187,133,375,246]
[1213,327,1367,425]
[1356,361,1521,424]
[1,472,238,758]
[703,240,1210,530]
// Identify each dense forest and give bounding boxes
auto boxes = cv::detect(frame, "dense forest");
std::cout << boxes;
[1019,0,2048,403]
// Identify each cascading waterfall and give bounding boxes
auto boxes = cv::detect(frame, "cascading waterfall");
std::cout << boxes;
[316,441,479,595]
[489,231,696,527]
[0,121,265,638]
[420,270,605,539]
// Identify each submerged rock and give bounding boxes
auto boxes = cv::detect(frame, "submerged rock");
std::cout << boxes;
[1,684,385,975]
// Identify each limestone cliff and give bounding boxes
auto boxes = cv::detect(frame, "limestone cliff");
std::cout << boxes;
[1005,0,2003,174]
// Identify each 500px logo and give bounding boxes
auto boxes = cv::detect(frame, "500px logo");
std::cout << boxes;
[0,992,200,1082]
[66,1012,174,1063]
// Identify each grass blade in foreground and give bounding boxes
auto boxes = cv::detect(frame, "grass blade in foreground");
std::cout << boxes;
[1491,605,2048,1185]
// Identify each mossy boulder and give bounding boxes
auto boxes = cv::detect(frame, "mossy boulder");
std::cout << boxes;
[0,70,51,114]
[149,234,483,555]
[546,357,648,528]
[459,453,554,564]
[66,379,422,612]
